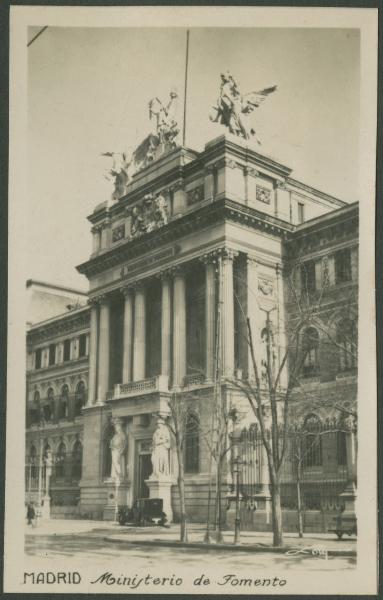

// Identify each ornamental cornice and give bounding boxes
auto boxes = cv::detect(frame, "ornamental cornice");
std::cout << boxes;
[27,312,90,343]
[77,198,294,279]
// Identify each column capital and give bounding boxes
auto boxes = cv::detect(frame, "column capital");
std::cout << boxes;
[155,268,174,282]
[217,247,239,262]
[91,224,103,234]
[131,279,146,293]
[121,284,135,297]
[199,251,218,266]
[244,167,259,178]
[169,178,184,192]
[94,293,110,306]
[246,254,259,268]
[275,179,287,189]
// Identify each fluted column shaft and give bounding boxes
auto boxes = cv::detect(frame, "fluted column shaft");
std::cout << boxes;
[173,270,186,387]
[205,260,216,381]
[219,252,235,377]
[247,257,259,379]
[97,297,110,403]
[87,302,99,405]
[122,289,134,383]
[161,276,172,377]
[133,285,146,381]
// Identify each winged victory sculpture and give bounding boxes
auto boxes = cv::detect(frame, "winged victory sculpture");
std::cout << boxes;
[210,71,277,143]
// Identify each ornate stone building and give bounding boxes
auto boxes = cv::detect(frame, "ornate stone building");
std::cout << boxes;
[26,134,358,528]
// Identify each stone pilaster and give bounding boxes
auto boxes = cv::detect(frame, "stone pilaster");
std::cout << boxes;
[122,287,134,383]
[203,256,216,381]
[97,296,110,404]
[133,283,146,381]
[87,300,99,406]
[172,267,187,387]
[246,256,259,379]
[219,250,236,378]
[161,274,172,377]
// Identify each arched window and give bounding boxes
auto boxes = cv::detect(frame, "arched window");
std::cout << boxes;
[302,327,320,377]
[72,439,83,479]
[42,387,55,422]
[102,423,114,479]
[55,441,66,479]
[74,381,86,417]
[185,413,200,473]
[337,319,357,372]
[59,385,69,420]
[301,414,322,467]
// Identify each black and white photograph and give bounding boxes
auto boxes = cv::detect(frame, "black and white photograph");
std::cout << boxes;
[5,5,378,595]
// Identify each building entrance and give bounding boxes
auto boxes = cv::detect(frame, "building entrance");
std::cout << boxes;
[138,453,152,499]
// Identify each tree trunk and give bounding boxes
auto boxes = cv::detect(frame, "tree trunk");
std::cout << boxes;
[270,468,283,547]
[296,462,304,538]
[176,446,188,542]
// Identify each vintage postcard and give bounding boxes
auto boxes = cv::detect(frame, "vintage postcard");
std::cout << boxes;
[5,5,378,595]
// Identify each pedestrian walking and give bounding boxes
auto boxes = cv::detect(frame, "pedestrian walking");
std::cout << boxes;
[27,502,36,527]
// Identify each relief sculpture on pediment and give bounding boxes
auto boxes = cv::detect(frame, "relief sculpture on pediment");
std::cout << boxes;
[130,193,169,239]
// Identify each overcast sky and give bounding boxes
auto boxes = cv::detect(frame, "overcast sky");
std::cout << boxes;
[27,27,360,290]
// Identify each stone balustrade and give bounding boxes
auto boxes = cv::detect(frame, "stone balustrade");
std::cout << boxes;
[113,374,169,399]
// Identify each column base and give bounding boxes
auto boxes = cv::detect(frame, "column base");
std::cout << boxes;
[145,476,174,523]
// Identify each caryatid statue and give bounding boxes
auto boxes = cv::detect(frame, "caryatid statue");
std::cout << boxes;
[151,417,171,478]
[210,71,277,143]
[44,449,53,496]
[110,418,127,482]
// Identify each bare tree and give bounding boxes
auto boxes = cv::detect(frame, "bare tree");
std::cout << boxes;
[164,392,195,542]
[228,259,357,546]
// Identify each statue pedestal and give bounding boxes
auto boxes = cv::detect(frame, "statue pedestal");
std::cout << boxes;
[103,480,131,521]
[339,481,357,520]
[145,477,173,523]
[41,495,51,520]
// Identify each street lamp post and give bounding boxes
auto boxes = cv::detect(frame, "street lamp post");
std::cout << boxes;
[233,455,242,545]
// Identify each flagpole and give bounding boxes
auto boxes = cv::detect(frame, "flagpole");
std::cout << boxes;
[182,29,190,147]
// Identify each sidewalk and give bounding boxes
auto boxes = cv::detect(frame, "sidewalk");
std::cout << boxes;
[26,519,356,556]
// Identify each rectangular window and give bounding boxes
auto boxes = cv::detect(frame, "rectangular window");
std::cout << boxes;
[302,434,322,467]
[35,348,42,370]
[78,334,87,357]
[298,202,305,224]
[48,344,56,366]
[334,248,352,284]
[300,261,316,293]
[63,339,71,362]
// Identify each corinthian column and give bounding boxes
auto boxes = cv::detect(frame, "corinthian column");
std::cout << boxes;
[97,296,110,404]
[87,299,99,406]
[161,274,172,377]
[122,287,134,383]
[133,283,146,381]
[219,250,236,377]
[204,257,216,381]
[173,268,186,387]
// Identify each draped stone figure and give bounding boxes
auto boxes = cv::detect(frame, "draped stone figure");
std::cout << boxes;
[151,418,170,478]
[110,418,127,482]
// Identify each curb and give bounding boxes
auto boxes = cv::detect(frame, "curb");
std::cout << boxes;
[103,536,356,557]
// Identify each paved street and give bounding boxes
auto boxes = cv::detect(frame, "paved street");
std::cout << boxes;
[25,520,356,572]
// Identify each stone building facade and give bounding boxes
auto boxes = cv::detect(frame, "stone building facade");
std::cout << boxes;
[25,134,358,528]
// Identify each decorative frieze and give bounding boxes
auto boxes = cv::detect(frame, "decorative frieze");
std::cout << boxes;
[186,185,204,206]
[112,224,125,243]
[256,185,272,205]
